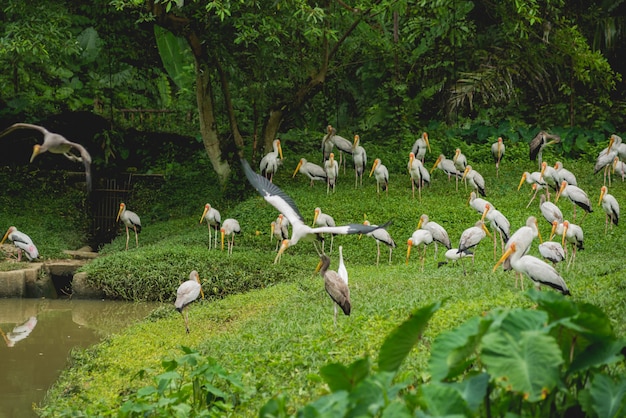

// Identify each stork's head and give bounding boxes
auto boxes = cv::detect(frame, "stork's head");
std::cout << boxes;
[116,203,126,222]
[30,144,42,163]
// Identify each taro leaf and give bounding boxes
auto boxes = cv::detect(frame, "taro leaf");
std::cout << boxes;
[419,382,470,416]
[526,288,577,320]
[77,27,102,63]
[568,340,626,375]
[497,308,548,341]
[381,400,412,418]
[154,25,193,89]
[429,316,486,381]
[297,391,350,418]
[450,373,490,413]
[320,357,370,393]
[588,374,626,418]
[349,372,396,417]
[481,330,563,402]
[378,301,442,373]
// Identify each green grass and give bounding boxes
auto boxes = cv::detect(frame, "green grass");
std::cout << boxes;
[37,154,626,416]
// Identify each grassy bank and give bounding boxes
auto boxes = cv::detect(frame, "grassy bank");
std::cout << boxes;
[37,155,626,416]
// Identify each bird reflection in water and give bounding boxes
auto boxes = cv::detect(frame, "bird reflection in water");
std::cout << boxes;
[0,316,37,348]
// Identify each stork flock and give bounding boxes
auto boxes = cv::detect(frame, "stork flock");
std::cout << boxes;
[2,121,623,333]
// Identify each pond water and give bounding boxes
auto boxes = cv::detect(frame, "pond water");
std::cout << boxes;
[0,298,162,418]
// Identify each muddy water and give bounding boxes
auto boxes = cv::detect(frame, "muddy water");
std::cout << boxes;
[0,298,162,418]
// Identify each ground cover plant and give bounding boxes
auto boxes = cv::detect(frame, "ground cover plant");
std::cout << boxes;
[34,134,626,417]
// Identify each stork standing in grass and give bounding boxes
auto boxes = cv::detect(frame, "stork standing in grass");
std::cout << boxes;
[411,132,431,162]
[293,158,327,187]
[353,135,367,188]
[463,165,486,197]
[491,137,505,177]
[369,158,389,195]
[417,214,451,260]
[362,219,396,266]
[529,131,561,170]
[598,186,619,233]
[117,203,142,250]
[175,270,205,333]
[259,139,283,182]
[406,229,434,270]
[221,218,241,255]
[200,203,221,250]
[556,181,592,222]
[408,152,430,200]
[315,254,351,326]
[453,148,467,190]
[324,152,339,194]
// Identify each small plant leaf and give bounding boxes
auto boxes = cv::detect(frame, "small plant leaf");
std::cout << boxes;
[429,316,488,381]
[482,330,563,402]
[569,340,626,375]
[588,374,626,418]
[450,372,490,412]
[378,301,442,373]
[320,357,370,393]
[418,381,469,416]
[297,391,350,417]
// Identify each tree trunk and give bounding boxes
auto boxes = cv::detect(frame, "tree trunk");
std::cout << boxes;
[195,57,231,183]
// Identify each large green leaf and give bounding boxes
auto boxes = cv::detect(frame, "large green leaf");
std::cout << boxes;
[297,391,350,418]
[588,374,626,418]
[568,340,626,375]
[378,301,442,373]
[419,382,471,417]
[497,308,548,340]
[481,330,563,402]
[320,357,370,393]
[429,316,487,381]
[450,373,490,413]
[154,25,193,89]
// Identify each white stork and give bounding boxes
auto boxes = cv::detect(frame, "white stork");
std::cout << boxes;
[369,158,389,195]
[362,219,396,266]
[324,152,339,194]
[457,220,491,274]
[431,154,462,181]
[315,254,351,326]
[353,135,368,188]
[598,186,619,233]
[220,218,241,255]
[408,152,430,200]
[406,229,434,270]
[491,137,505,177]
[0,226,39,261]
[468,191,494,215]
[0,122,93,192]
[463,165,486,197]
[481,203,510,259]
[200,203,221,250]
[554,161,578,186]
[175,270,205,333]
[313,207,336,254]
[326,125,353,173]
[117,203,142,250]
[417,214,451,260]
[453,148,467,190]
[501,216,542,288]
[293,158,327,187]
[613,156,626,182]
[242,159,389,263]
[556,181,592,222]
[259,139,283,182]
[494,242,570,295]
[552,220,584,268]
[411,132,431,162]
[539,194,564,225]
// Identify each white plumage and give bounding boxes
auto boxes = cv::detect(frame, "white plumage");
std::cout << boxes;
[242,159,389,263]
[175,270,204,333]
[117,203,142,250]
[220,218,241,255]
[0,226,39,261]
[259,139,283,182]
[200,203,221,250]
